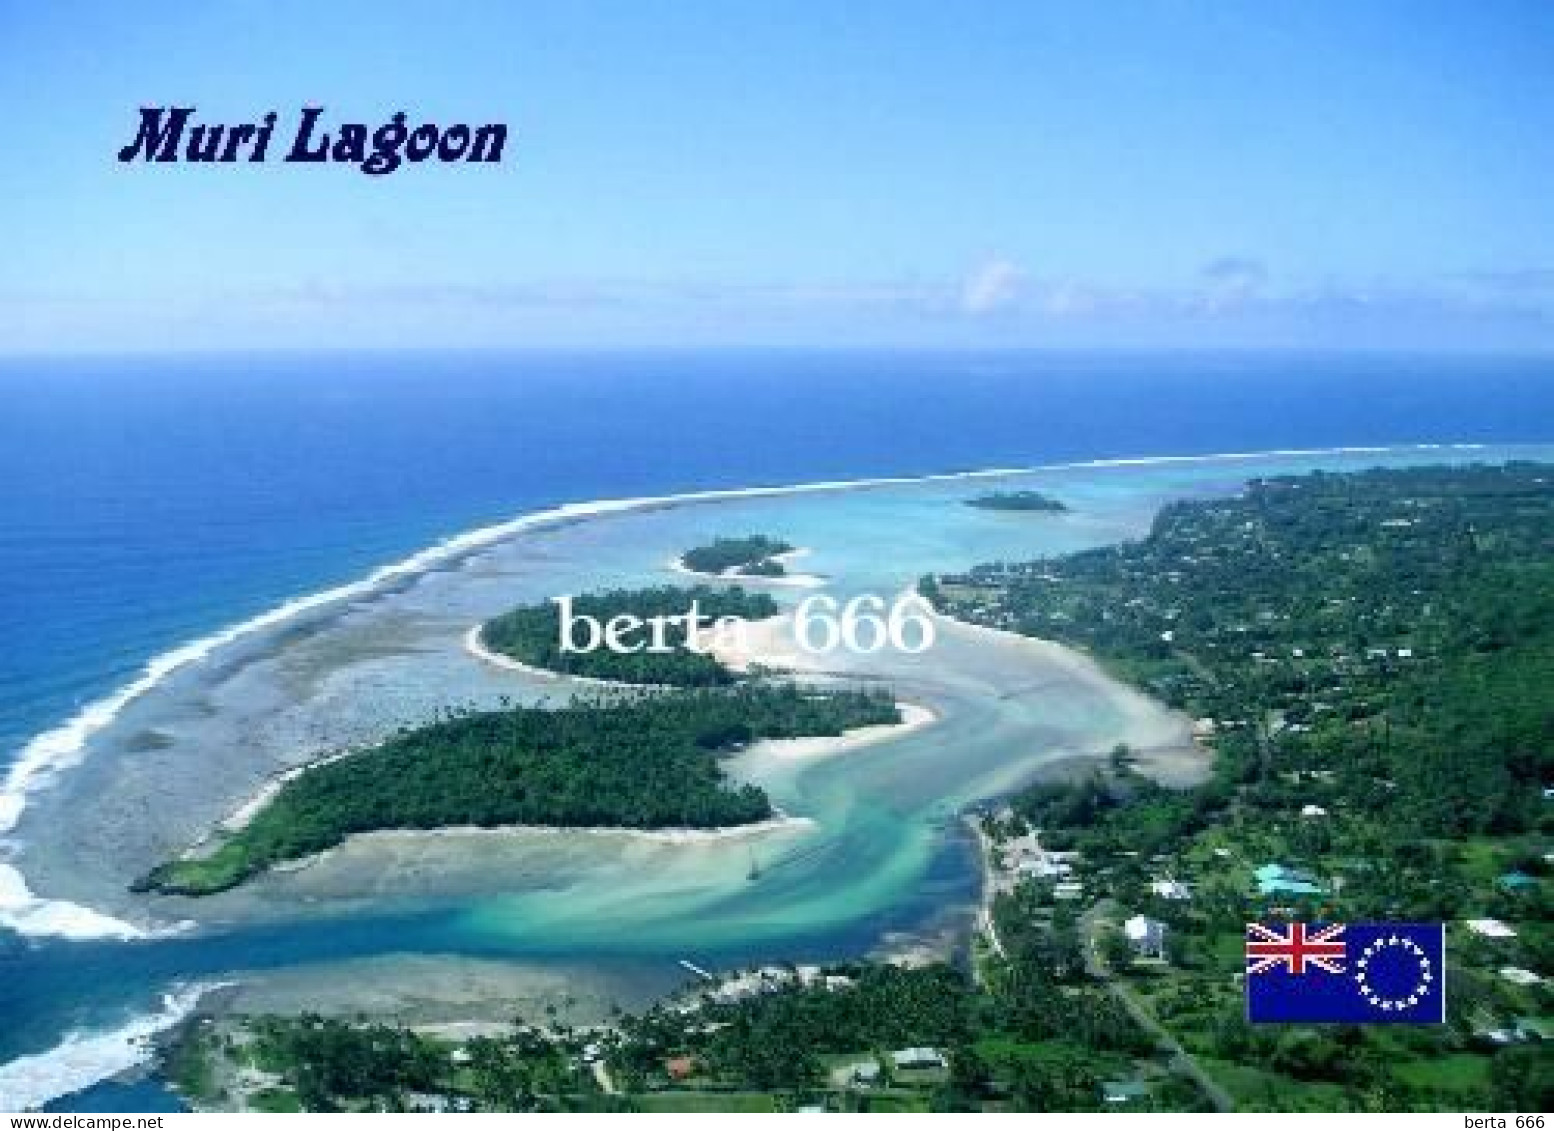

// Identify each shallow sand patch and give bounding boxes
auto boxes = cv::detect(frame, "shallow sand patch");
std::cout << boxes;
[928,607,1210,788]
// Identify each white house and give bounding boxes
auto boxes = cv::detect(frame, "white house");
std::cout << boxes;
[1124,914,1168,958]
[1150,879,1191,901]
[1466,919,1517,939]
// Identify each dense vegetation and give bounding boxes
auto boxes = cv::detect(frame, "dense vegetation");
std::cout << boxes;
[176,958,1183,1113]
[681,535,796,576]
[929,462,1553,840]
[964,490,1068,513]
[139,684,899,895]
[481,585,779,686]
[930,462,1553,1110]
[173,1014,624,1113]
[164,464,1552,1112]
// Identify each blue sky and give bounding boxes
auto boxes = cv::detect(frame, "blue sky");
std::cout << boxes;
[2,0,1551,352]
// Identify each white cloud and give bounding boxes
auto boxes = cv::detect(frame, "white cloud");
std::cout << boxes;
[960,258,1025,315]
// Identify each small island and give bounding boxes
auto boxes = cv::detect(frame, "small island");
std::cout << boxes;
[478,585,779,686]
[137,684,901,896]
[680,534,796,577]
[963,489,1068,513]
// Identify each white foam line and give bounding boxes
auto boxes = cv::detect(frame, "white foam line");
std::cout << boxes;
[463,624,662,689]
[0,982,227,1113]
[0,440,1522,940]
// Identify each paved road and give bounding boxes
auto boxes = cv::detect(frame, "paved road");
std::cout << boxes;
[1080,901,1236,1112]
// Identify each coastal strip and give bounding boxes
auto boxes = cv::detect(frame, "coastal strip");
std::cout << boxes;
[0,983,230,1113]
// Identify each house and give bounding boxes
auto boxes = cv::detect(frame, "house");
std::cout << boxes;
[1150,879,1192,901]
[405,1093,454,1113]
[1514,1017,1554,1042]
[1498,871,1539,893]
[1472,1025,1519,1047]
[1053,881,1085,900]
[1300,804,1328,819]
[891,1047,948,1070]
[1499,967,1543,987]
[664,1056,697,1080]
[1255,863,1323,896]
[1015,855,1072,879]
[1465,918,1518,939]
[1123,914,1168,958]
[1101,1080,1150,1104]
[849,1061,882,1086]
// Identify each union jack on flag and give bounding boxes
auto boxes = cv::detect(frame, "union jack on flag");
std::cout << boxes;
[1245,921,1346,975]
[1245,921,1445,1023]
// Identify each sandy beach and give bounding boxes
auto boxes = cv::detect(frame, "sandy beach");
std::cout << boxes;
[462,623,666,689]
[737,701,936,761]
[667,546,828,588]
[926,606,1210,788]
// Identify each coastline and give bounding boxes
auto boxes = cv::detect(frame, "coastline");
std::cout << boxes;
[0,441,1489,877]
[336,812,812,848]
[2,440,1526,1112]
[170,696,938,883]
[462,623,667,689]
[925,606,1211,789]
[966,815,1006,967]
[7,442,1467,942]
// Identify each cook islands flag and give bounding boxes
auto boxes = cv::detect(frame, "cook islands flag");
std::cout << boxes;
[1245,922,1445,1023]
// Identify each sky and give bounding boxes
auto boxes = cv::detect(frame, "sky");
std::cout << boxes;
[1,0,1551,353]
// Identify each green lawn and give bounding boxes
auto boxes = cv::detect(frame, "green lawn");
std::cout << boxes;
[637,1091,781,1112]
[249,1087,304,1113]
[1197,1057,1354,1112]
[1393,1053,1491,1094]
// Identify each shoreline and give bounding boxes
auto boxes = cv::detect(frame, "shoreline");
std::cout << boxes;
[462,623,668,689]
[0,440,1537,1113]
[966,815,1006,967]
[0,442,1509,949]
[175,697,937,877]
[278,814,819,874]
[925,605,1212,788]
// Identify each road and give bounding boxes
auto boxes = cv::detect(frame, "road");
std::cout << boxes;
[1080,901,1236,1112]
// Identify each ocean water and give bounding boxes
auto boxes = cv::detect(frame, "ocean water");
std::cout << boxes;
[1,349,1551,1111]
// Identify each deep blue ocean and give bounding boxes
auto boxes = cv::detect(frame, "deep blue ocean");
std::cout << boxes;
[1,349,1551,1109]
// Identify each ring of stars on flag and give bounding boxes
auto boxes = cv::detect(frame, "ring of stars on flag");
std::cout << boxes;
[1354,934,1434,1012]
